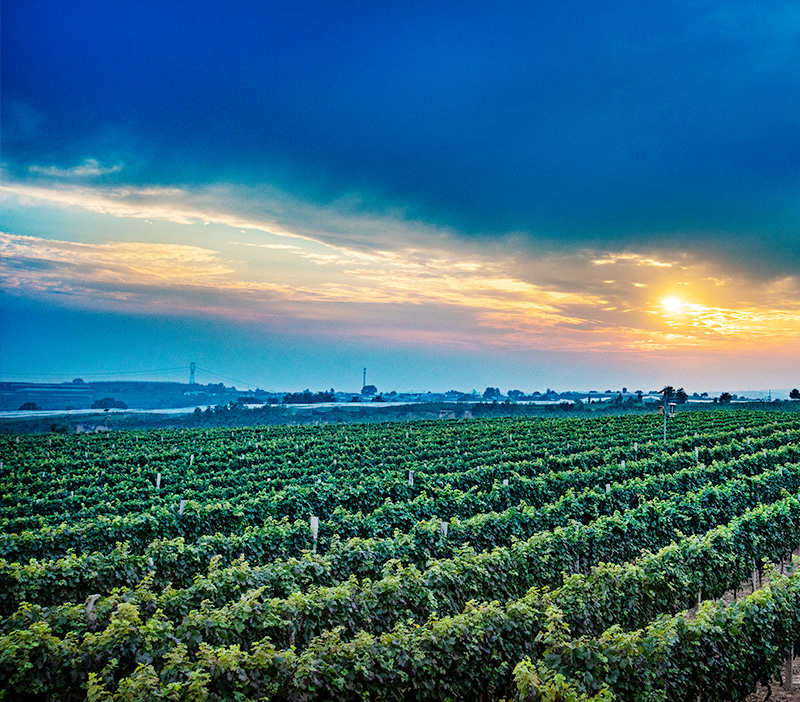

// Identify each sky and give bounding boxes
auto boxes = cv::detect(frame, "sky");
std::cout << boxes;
[1,0,799,394]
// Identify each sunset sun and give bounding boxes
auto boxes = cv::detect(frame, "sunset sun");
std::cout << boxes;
[661,297,684,313]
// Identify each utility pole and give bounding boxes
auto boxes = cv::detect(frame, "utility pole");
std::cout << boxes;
[362,367,367,390]
[660,386,673,445]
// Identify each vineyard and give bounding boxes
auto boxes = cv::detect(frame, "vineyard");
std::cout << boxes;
[2,410,800,701]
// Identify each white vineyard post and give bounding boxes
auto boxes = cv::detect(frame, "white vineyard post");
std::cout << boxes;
[620,460,625,470]
[310,516,319,552]
[156,472,161,490]
[408,470,414,487]
[503,478,509,487]
[190,454,194,466]
[605,483,611,493]
[179,499,186,515]
[634,442,638,460]
[440,520,448,538]
[786,646,793,690]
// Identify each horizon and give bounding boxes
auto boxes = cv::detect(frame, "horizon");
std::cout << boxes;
[2,2,798,389]
[0,373,792,400]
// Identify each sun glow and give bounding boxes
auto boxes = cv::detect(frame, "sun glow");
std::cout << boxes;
[661,297,684,313]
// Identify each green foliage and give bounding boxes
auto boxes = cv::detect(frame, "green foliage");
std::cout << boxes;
[1,411,799,700]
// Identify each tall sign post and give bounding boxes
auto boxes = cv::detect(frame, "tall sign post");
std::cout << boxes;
[660,386,674,445]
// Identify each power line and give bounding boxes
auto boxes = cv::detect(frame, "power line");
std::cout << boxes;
[195,367,261,389]
[1,366,188,379]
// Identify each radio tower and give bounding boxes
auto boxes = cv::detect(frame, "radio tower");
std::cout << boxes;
[362,367,367,391]
[189,362,196,385]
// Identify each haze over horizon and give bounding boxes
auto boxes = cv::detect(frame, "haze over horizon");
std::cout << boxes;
[2,1,799,392]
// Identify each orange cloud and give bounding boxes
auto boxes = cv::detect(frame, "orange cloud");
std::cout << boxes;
[2,176,798,356]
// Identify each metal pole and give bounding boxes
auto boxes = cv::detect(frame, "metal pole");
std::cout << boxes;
[661,387,671,445]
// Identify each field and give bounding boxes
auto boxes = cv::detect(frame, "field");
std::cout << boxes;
[2,410,800,701]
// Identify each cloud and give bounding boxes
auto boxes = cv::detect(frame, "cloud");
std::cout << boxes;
[0,232,233,288]
[1,171,797,357]
[4,1,800,284]
[28,159,123,177]
[0,180,303,240]
[591,253,676,268]
[3,216,798,357]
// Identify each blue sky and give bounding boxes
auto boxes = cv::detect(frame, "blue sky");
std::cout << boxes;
[1,1,799,392]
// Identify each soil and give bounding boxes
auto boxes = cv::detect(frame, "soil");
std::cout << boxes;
[744,656,800,702]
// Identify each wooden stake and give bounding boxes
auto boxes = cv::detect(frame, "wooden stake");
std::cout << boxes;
[786,646,793,690]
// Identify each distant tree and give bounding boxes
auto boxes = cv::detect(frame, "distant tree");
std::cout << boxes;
[283,390,335,404]
[361,384,377,396]
[508,389,524,400]
[675,387,689,404]
[636,391,643,403]
[91,397,128,409]
[236,396,264,405]
[371,394,386,402]
[719,392,733,404]
[483,387,501,399]
[72,378,85,384]
[18,402,41,411]
[790,388,800,400]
